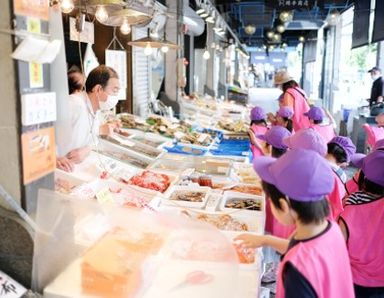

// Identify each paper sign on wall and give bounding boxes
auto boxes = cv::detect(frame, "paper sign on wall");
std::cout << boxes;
[0,270,27,298]
[21,127,56,184]
[69,17,95,44]
[13,0,49,20]
[105,49,127,100]
[29,62,44,88]
[21,92,57,125]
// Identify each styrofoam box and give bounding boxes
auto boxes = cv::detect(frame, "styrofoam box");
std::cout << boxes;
[98,136,162,162]
[54,169,88,191]
[157,208,264,234]
[162,185,211,209]
[71,151,138,182]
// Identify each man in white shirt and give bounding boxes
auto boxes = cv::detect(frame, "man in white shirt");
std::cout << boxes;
[57,65,120,172]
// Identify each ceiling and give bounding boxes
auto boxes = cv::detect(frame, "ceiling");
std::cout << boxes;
[214,0,354,48]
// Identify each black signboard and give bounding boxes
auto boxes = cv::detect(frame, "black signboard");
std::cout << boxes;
[352,0,371,49]
[372,0,384,43]
[266,0,324,10]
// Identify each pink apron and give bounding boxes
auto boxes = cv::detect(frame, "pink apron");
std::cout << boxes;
[276,222,354,298]
[285,87,311,131]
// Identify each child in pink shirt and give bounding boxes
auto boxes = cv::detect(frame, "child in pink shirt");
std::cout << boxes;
[236,149,354,298]
[248,106,269,159]
[304,106,336,143]
[325,136,356,219]
[339,150,384,297]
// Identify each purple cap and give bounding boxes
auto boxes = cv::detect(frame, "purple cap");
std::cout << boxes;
[328,136,356,162]
[350,138,384,167]
[253,149,334,201]
[350,153,366,168]
[277,106,294,119]
[283,128,327,156]
[374,139,384,150]
[257,126,291,149]
[250,107,266,121]
[304,106,325,121]
[362,150,384,186]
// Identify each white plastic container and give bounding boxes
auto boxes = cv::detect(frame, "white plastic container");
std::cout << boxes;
[221,191,264,214]
[162,185,211,209]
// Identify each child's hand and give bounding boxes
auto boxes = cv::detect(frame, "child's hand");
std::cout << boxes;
[234,234,266,249]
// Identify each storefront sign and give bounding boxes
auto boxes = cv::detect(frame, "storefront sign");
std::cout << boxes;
[266,0,323,9]
[13,0,49,20]
[69,17,95,44]
[106,49,127,100]
[0,270,27,298]
[29,62,44,88]
[21,92,56,125]
[21,127,56,184]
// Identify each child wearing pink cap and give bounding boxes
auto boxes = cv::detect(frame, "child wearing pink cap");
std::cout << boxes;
[249,106,269,159]
[236,149,354,297]
[325,136,356,218]
[304,106,336,143]
[339,150,384,297]
[268,106,294,133]
[256,126,292,238]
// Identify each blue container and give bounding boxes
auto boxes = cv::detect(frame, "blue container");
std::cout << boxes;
[342,108,352,122]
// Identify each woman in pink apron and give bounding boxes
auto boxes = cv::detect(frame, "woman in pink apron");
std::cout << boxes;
[274,71,310,131]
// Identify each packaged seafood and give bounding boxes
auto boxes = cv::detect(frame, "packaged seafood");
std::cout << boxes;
[213,183,263,196]
[163,186,210,208]
[181,210,249,232]
[101,135,162,159]
[128,171,171,193]
[98,150,150,169]
[221,191,264,213]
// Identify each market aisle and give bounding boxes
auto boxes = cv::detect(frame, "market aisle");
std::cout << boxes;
[248,87,282,113]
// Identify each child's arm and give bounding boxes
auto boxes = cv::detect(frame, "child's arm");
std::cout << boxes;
[234,234,289,254]
[324,108,337,129]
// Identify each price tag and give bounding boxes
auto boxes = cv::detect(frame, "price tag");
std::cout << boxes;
[0,271,27,298]
[96,187,114,204]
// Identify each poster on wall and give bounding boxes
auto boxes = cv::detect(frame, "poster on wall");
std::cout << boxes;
[29,62,44,88]
[13,0,49,21]
[105,49,127,100]
[21,92,57,125]
[69,17,95,44]
[21,127,56,184]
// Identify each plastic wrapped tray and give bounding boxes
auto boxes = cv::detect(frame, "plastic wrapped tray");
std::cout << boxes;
[162,186,211,209]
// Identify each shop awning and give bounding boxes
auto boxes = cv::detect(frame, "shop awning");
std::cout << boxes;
[351,0,371,49]
[372,0,384,43]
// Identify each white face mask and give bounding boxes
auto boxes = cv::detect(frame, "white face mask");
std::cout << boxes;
[371,74,380,81]
[99,95,119,111]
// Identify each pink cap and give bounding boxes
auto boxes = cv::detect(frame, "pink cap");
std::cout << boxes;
[304,106,325,121]
[277,106,294,119]
[283,128,327,156]
[253,149,334,201]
